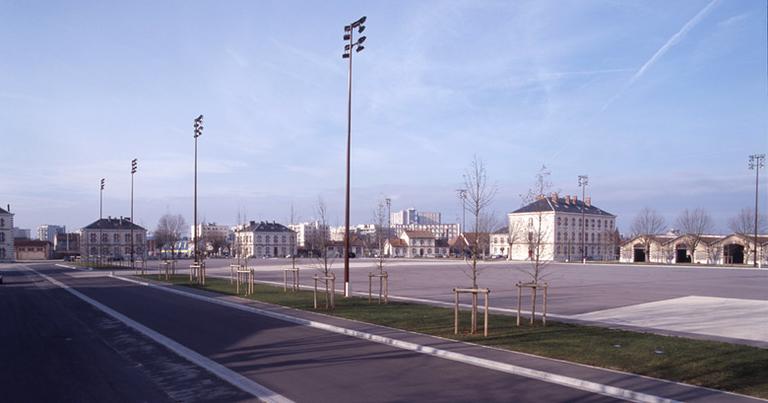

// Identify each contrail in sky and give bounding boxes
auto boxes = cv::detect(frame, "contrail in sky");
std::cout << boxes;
[601,0,720,112]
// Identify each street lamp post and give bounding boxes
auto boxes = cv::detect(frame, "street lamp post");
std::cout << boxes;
[385,197,391,241]
[99,178,105,265]
[131,159,137,270]
[578,175,588,264]
[341,16,367,298]
[456,189,467,234]
[748,154,765,267]
[194,115,204,265]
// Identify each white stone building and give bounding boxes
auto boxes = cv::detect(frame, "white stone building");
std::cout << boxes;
[385,230,450,258]
[234,221,296,258]
[489,226,510,258]
[80,217,147,260]
[507,193,617,262]
[0,204,15,262]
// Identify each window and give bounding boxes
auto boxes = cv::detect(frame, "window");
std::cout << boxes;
[557,217,561,225]
[136,235,142,243]
[125,234,131,242]
[591,219,595,228]
[598,220,602,228]
[0,248,4,259]
[125,247,131,254]
[101,234,108,242]
[597,233,601,242]
[0,218,4,227]
[282,235,287,243]
[0,233,4,242]
[91,233,97,242]
[113,234,120,243]
[591,233,595,242]
[90,247,97,255]
[257,235,262,243]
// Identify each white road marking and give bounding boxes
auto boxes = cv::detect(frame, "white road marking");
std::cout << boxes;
[110,274,679,403]
[25,266,293,403]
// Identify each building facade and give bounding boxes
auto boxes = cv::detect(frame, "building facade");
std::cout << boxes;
[384,230,449,258]
[288,221,330,248]
[80,217,147,260]
[508,193,617,262]
[37,224,66,243]
[390,208,441,226]
[14,239,52,260]
[0,204,14,262]
[191,222,232,255]
[234,221,296,258]
[620,233,767,265]
[54,233,81,258]
[392,223,459,241]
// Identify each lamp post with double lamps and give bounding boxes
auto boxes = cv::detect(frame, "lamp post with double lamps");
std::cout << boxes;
[578,175,588,264]
[748,154,765,267]
[341,16,367,298]
[193,115,204,265]
[130,158,137,270]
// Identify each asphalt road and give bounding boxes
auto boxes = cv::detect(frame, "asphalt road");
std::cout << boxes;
[0,264,255,403]
[4,263,621,402]
[187,258,768,315]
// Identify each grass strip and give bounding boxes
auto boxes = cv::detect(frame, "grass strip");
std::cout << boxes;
[147,274,768,398]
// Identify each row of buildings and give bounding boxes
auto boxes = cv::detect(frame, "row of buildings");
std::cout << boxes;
[4,197,765,265]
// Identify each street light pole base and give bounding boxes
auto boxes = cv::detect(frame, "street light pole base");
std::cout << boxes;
[345,281,350,297]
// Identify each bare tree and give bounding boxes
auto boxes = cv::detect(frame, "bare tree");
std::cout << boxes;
[630,208,666,262]
[676,208,714,263]
[308,197,334,277]
[517,166,553,323]
[461,156,497,334]
[462,156,498,287]
[506,218,524,260]
[372,199,388,274]
[729,208,768,261]
[154,214,186,259]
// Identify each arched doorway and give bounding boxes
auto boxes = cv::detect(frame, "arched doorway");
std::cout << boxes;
[675,244,690,263]
[723,244,744,264]
[633,244,646,262]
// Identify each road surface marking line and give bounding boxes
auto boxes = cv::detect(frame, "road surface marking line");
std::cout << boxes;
[26,267,293,403]
[111,274,677,403]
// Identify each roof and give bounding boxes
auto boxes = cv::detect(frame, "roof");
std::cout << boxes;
[402,230,435,239]
[83,217,146,231]
[241,221,294,233]
[435,239,449,247]
[511,196,615,217]
[386,238,407,247]
[14,239,51,247]
[493,226,508,234]
[0,206,9,215]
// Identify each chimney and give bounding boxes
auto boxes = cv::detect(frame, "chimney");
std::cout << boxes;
[550,192,557,203]
[6,204,9,212]
[573,195,578,204]
[565,195,571,205]
[585,197,591,207]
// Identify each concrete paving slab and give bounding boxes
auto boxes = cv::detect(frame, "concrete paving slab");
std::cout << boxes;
[572,296,768,343]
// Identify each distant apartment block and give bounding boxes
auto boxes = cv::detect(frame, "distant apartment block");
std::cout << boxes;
[390,208,441,226]
[0,204,14,261]
[12,227,31,239]
[288,221,329,248]
[38,224,66,243]
[392,223,459,241]
[191,222,232,254]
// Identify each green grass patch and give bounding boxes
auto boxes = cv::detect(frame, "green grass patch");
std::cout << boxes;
[147,274,768,398]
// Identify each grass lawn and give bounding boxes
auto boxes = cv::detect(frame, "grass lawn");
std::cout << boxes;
[147,274,768,398]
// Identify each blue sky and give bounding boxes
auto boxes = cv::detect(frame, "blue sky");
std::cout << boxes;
[1,0,766,234]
